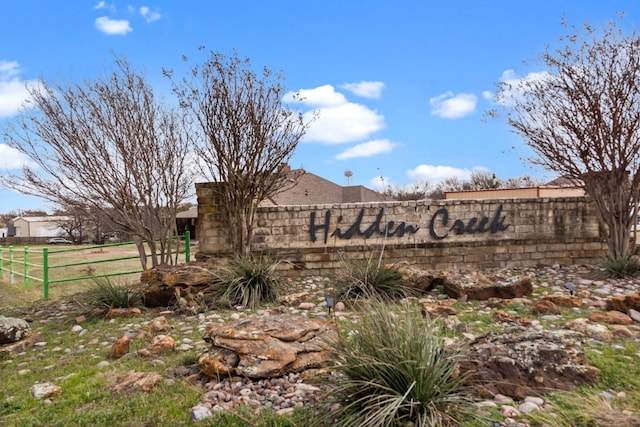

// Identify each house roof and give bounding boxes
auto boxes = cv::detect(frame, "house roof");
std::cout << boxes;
[266,169,393,205]
[13,216,72,222]
[176,206,198,219]
[544,176,582,187]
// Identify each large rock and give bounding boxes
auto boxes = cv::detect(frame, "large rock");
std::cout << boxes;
[139,264,217,307]
[198,314,338,379]
[444,274,533,301]
[390,262,447,292]
[459,330,600,399]
[0,316,31,344]
[606,293,640,312]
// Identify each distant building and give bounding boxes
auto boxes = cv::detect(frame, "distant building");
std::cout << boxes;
[444,177,585,200]
[11,216,72,238]
[176,206,198,239]
[263,167,393,206]
[183,167,393,236]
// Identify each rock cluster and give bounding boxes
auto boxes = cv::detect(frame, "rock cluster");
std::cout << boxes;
[198,314,338,379]
[4,263,640,426]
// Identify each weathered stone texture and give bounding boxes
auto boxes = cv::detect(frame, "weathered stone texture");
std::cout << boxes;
[198,314,338,379]
[459,330,600,399]
[195,188,607,276]
[0,316,31,344]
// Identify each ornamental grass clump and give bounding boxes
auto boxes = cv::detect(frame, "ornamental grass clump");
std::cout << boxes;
[211,257,283,309]
[77,277,143,311]
[320,301,477,427]
[603,254,640,278]
[335,260,418,301]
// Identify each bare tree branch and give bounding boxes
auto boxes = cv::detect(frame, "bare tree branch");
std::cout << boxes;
[1,56,194,268]
[169,50,311,256]
[496,15,640,259]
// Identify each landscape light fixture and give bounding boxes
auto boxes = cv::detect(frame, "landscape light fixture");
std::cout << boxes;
[325,296,335,314]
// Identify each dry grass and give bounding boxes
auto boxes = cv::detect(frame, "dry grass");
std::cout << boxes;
[0,243,171,308]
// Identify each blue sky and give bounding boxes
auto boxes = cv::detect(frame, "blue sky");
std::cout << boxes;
[1,0,639,213]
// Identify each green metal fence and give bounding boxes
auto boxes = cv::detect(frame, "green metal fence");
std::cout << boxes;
[0,232,190,300]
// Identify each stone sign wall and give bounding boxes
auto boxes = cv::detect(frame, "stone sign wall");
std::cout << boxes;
[196,183,607,276]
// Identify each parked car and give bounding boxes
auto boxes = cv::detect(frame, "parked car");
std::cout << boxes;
[46,237,73,244]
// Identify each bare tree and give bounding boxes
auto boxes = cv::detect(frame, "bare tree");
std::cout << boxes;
[470,170,500,190]
[384,181,432,201]
[495,16,640,260]
[502,175,544,188]
[1,56,194,268]
[169,50,310,256]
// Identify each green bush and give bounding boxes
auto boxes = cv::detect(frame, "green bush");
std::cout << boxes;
[211,257,283,309]
[318,301,477,427]
[335,260,418,301]
[603,254,640,278]
[77,277,143,311]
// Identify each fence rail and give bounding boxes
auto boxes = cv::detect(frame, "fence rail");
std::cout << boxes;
[0,232,190,300]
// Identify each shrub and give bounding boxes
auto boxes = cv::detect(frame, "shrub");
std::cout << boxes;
[210,257,283,309]
[318,301,477,426]
[335,260,418,301]
[77,278,143,311]
[603,255,640,278]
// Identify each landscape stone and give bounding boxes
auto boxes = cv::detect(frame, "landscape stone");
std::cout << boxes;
[543,295,583,307]
[198,314,338,378]
[109,336,131,359]
[136,335,176,357]
[564,318,613,342]
[140,264,217,307]
[0,316,31,344]
[459,330,600,399]
[112,371,163,392]
[391,262,447,292]
[588,310,633,325]
[30,381,62,400]
[443,275,533,300]
[491,310,532,327]
[106,308,142,319]
[420,301,457,318]
[531,299,560,315]
[606,293,640,312]
[279,291,310,305]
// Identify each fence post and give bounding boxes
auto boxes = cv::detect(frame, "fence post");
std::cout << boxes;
[9,245,14,285]
[24,246,29,290]
[43,247,49,300]
[184,231,190,263]
[0,246,3,280]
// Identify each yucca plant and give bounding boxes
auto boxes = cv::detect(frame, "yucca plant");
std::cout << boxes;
[210,257,283,309]
[319,301,477,426]
[77,277,143,311]
[603,254,640,278]
[335,260,418,301]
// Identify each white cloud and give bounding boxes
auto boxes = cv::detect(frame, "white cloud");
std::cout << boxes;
[95,16,132,35]
[0,144,36,170]
[284,84,347,107]
[407,164,475,183]
[285,84,385,144]
[140,6,161,23]
[341,81,385,99]
[0,60,37,118]
[303,102,384,144]
[94,1,116,13]
[336,139,396,160]
[430,92,477,119]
